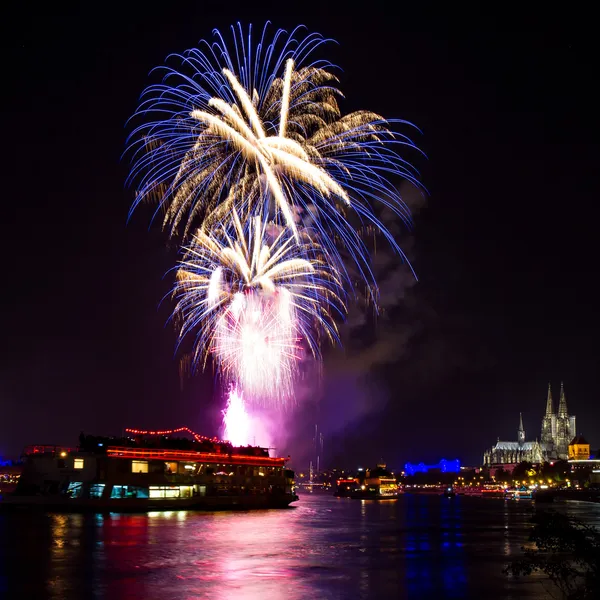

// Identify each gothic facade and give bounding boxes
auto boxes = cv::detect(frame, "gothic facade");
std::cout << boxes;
[483,383,576,466]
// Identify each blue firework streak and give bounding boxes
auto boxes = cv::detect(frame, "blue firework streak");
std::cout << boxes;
[127,22,423,301]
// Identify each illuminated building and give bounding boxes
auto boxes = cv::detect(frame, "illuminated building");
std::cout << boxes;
[404,459,461,476]
[483,382,577,466]
[568,435,590,460]
[541,382,577,458]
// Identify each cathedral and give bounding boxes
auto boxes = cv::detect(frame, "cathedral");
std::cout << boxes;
[483,382,576,466]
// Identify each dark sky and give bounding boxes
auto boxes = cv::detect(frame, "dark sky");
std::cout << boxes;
[2,4,599,467]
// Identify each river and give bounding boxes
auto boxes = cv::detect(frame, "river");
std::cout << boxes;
[1,492,599,599]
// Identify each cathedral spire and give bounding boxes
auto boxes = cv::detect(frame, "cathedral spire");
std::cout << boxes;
[558,381,568,417]
[518,412,525,444]
[545,382,554,416]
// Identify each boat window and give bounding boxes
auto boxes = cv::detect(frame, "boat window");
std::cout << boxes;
[66,482,83,498]
[73,458,84,470]
[149,486,180,499]
[131,460,149,474]
[179,486,192,498]
[110,485,149,499]
[165,462,177,474]
[89,484,105,498]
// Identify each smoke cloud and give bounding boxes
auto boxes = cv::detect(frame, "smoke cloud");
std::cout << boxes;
[283,181,428,466]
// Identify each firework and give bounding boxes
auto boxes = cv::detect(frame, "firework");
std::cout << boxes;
[127,23,421,294]
[213,288,298,402]
[222,386,251,446]
[173,212,344,402]
[174,210,344,355]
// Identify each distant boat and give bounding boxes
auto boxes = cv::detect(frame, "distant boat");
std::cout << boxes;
[504,486,533,500]
[349,464,399,499]
[443,487,456,498]
[459,484,504,498]
[333,478,358,497]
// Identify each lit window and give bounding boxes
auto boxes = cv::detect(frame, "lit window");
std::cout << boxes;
[179,486,192,498]
[132,460,148,474]
[66,482,83,498]
[110,485,149,499]
[149,486,181,499]
[74,458,84,469]
[89,484,105,498]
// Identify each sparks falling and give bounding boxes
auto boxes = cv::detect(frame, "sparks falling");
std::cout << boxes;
[213,288,300,403]
[222,386,251,447]
[172,209,345,402]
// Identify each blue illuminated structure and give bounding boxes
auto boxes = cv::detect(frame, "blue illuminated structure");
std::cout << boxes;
[404,459,461,476]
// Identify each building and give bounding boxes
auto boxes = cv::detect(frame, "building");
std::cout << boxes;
[568,435,590,460]
[541,382,576,457]
[483,382,577,466]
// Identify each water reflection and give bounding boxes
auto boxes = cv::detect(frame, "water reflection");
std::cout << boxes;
[405,496,467,598]
[1,495,599,599]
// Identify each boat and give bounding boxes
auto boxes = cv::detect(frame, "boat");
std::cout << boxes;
[334,478,358,497]
[350,464,399,499]
[0,430,298,511]
[504,486,533,500]
[458,484,504,498]
[481,484,506,498]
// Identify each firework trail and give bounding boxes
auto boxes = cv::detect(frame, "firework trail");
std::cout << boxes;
[127,23,422,296]
[222,386,251,446]
[173,210,344,403]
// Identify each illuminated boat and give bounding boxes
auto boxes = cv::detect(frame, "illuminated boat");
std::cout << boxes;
[0,429,298,511]
[334,478,358,497]
[461,486,483,497]
[481,484,506,497]
[350,464,399,499]
[458,484,505,498]
[504,486,533,500]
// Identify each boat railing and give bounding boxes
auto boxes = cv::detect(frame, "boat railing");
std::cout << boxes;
[106,446,286,467]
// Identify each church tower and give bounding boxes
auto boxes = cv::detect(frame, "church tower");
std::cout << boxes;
[558,381,568,417]
[517,412,526,444]
[540,382,555,446]
[555,382,575,459]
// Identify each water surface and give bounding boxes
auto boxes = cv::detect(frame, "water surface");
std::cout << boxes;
[1,493,599,599]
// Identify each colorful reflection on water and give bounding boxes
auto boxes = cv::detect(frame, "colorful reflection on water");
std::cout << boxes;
[1,494,599,599]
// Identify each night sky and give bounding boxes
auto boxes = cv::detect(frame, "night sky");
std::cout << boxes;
[2,4,599,468]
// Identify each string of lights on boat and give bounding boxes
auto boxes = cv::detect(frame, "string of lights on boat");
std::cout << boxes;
[125,426,225,445]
